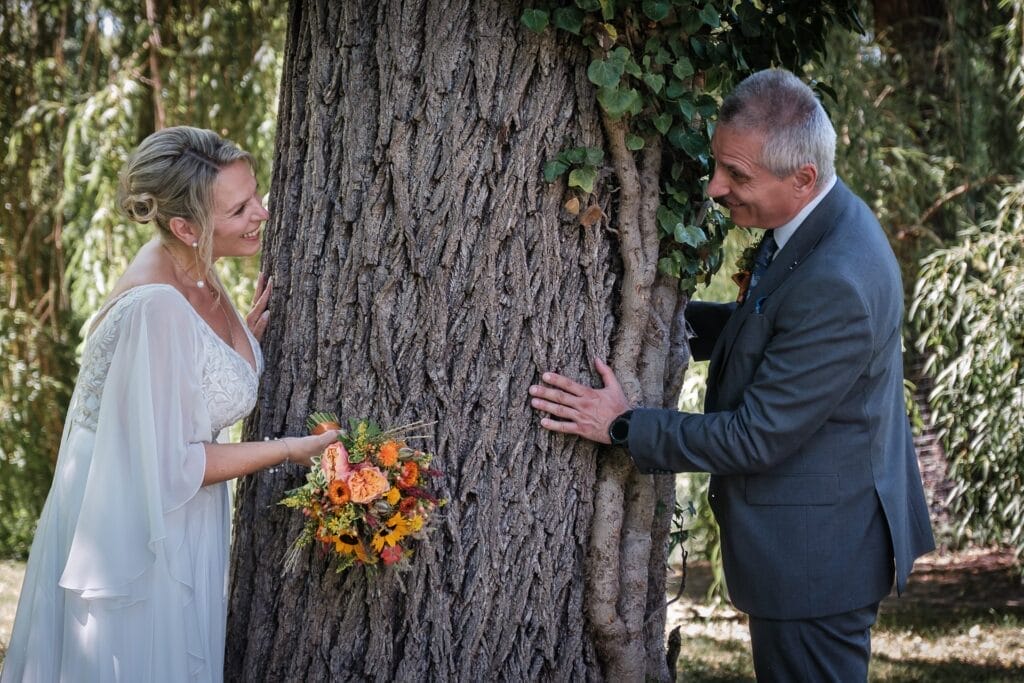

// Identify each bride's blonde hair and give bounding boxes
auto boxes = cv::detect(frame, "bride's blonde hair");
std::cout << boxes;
[116,126,254,282]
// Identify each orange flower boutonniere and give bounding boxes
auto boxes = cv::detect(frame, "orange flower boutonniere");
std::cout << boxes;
[732,240,761,303]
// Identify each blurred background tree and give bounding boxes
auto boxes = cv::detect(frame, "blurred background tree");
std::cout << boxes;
[0,0,286,557]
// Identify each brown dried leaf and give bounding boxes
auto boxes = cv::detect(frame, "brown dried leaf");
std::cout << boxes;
[579,204,603,227]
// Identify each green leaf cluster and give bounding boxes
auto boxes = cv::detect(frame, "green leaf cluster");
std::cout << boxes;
[525,0,861,294]
[544,146,605,193]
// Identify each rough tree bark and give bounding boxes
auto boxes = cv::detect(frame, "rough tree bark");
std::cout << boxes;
[226,2,685,680]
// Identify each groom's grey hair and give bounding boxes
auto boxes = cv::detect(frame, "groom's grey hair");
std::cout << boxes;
[718,69,836,188]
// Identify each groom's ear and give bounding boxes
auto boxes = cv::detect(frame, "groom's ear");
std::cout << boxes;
[792,164,818,197]
[168,216,200,247]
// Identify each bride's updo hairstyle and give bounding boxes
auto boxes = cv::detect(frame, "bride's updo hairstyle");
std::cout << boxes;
[117,126,253,278]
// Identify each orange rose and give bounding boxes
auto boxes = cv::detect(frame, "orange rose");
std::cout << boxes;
[377,441,400,467]
[320,441,351,481]
[347,466,391,504]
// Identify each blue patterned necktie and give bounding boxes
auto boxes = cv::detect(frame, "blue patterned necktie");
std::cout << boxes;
[748,233,779,291]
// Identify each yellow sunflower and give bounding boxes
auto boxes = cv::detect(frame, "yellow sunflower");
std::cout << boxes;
[386,486,401,506]
[371,513,411,552]
[405,513,424,533]
[334,532,371,563]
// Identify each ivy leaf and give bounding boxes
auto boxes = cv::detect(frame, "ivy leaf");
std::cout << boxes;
[674,224,707,248]
[699,4,720,27]
[563,147,587,164]
[584,147,604,166]
[681,132,708,159]
[642,72,665,93]
[642,0,670,22]
[598,0,615,21]
[626,133,645,150]
[690,36,707,59]
[520,9,549,33]
[597,85,641,119]
[666,78,687,99]
[587,59,624,88]
[568,166,597,193]
[677,97,697,121]
[553,7,584,34]
[658,256,681,278]
[610,46,631,64]
[543,159,570,183]
[656,205,682,235]
[623,57,643,78]
[696,94,718,117]
[672,58,695,81]
[668,126,707,159]
[681,11,703,34]
[575,0,601,10]
[653,112,672,135]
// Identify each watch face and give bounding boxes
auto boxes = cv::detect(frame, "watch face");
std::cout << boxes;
[610,416,629,444]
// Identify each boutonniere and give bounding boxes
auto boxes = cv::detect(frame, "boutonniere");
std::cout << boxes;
[732,238,762,303]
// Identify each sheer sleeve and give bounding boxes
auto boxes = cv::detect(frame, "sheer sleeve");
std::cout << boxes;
[59,287,213,600]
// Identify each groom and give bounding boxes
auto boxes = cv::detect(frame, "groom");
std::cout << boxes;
[529,69,935,681]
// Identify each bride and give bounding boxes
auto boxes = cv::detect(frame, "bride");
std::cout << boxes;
[1,126,337,682]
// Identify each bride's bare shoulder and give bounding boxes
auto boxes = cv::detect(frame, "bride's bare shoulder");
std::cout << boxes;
[107,239,179,299]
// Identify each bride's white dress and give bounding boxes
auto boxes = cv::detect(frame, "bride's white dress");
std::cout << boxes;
[1,284,261,682]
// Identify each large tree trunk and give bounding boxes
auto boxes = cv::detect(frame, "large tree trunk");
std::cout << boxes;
[226,2,678,680]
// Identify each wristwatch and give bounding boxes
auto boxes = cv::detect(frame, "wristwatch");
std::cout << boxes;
[608,410,634,447]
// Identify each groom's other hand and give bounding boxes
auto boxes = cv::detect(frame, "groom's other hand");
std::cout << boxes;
[529,357,630,444]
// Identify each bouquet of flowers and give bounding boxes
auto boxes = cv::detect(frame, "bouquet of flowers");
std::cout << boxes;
[280,412,442,572]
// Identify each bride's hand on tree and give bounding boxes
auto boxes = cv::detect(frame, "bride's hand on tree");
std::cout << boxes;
[246,273,272,341]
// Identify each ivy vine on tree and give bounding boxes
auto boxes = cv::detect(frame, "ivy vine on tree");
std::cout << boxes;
[523,0,862,293]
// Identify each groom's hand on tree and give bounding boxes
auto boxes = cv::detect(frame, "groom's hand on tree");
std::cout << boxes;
[529,357,630,444]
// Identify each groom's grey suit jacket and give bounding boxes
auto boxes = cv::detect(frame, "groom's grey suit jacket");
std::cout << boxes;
[628,180,935,620]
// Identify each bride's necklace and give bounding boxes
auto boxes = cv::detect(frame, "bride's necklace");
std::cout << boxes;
[162,243,207,289]
[163,244,237,350]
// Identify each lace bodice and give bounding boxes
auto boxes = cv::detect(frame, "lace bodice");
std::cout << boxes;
[69,285,261,436]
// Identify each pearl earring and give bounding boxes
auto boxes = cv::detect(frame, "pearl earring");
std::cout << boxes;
[191,241,205,288]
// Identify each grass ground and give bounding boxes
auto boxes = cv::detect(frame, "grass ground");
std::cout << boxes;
[0,561,23,661]
[1,549,1021,679]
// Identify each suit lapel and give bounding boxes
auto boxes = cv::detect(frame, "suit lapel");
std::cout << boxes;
[705,181,853,409]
